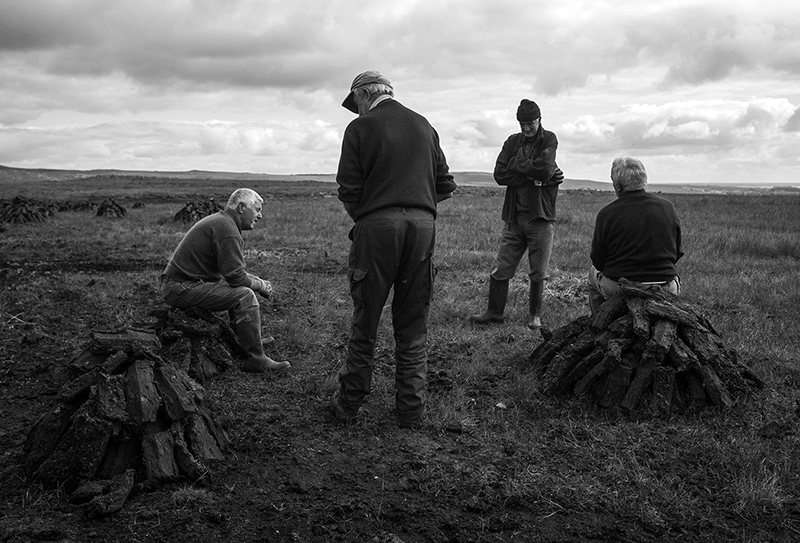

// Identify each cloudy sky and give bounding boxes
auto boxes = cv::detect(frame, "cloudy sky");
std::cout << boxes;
[1,0,799,184]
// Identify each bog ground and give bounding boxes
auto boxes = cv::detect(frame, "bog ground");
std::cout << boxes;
[1,178,799,542]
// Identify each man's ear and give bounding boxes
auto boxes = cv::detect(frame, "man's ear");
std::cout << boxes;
[237,202,246,213]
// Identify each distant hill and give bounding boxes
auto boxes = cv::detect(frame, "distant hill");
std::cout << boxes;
[0,165,337,184]
[1,165,797,195]
[0,165,612,191]
[452,171,613,191]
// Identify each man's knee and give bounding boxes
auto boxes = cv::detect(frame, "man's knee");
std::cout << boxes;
[528,269,549,283]
[234,287,258,308]
[229,288,259,324]
[490,267,515,282]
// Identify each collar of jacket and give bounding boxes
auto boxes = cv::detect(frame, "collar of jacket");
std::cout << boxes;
[369,95,394,111]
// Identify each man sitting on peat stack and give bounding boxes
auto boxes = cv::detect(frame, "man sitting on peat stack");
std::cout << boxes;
[160,188,290,373]
[588,156,683,315]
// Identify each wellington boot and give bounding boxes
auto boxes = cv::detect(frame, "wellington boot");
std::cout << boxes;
[470,311,505,324]
[242,355,291,373]
[527,280,544,330]
[235,305,290,373]
[469,277,509,324]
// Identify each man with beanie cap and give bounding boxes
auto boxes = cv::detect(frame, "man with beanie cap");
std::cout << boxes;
[470,99,563,330]
[331,70,457,429]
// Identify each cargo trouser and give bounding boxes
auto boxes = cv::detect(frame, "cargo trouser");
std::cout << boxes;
[337,207,435,426]
[490,215,554,282]
[159,275,265,363]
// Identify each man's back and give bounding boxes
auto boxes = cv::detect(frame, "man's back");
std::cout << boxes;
[336,100,454,221]
[591,191,682,282]
[164,211,246,284]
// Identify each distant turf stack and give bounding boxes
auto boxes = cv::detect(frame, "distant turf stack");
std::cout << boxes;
[531,279,763,414]
[0,196,57,224]
[173,197,222,223]
[95,198,127,217]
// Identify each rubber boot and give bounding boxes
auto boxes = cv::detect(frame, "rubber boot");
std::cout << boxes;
[527,280,544,330]
[235,306,290,373]
[469,277,509,324]
[231,309,275,348]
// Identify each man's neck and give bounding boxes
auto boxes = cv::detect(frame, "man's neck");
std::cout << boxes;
[369,94,393,110]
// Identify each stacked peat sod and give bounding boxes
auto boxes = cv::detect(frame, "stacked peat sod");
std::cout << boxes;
[95,198,127,217]
[149,306,240,383]
[23,311,238,515]
[531,279,763,414]
[0,196,57,224]
[57,199,98,212]
[173,197,222,223]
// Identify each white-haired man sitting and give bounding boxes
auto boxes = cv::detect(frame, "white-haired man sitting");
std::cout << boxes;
[588,157,683,315]
[160,188,290,373]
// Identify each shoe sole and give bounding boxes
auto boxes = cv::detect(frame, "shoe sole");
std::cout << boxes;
[242,363,291,373]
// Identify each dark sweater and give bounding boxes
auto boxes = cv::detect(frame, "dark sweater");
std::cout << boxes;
[493,128,559,222]
[590,190,683,282]
[336,99,456,221]
[163,210,261,291]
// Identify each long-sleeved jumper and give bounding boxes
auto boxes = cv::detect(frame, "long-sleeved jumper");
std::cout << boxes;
[590,190,683,282]
[336,99,456,221]
[163,209,263,291]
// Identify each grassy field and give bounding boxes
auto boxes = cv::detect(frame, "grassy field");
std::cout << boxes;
[1,178,799,542]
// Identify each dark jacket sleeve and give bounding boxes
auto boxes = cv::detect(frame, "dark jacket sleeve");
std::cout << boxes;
[433,128,457,196]
[507,132,558,183]
[493,135,528,187]
[336,125,363,204]
[590,212,607,271]
[494,132,558,186]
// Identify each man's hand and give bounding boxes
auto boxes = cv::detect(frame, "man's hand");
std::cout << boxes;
[537,166,564,186]
[259,279,274,299]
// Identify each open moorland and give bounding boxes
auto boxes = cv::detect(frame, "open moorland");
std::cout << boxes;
[1,172,799,542]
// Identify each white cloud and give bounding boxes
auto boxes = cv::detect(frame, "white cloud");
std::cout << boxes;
[0,0,799,183]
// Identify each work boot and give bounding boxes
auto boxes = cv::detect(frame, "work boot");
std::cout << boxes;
[469,277,509,324]
[242,356,290,373]
[234,306,290,373]
[527,280,544,330]
[328,390,358,424]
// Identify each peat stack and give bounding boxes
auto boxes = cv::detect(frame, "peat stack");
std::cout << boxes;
[531,280,763,414]
[57,199,98,212]
[173,197,222,223]
[96,199,127,217]
[24,327,231,514]
[0,196,57,224]
[149,306,240,383]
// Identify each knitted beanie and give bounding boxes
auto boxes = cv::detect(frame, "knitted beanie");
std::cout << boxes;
[516,99,541,122]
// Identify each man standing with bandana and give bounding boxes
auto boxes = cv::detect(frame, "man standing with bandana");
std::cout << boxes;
[331,70,457,429]
[470,99,563,330]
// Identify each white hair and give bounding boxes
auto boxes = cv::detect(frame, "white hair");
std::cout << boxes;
[226,188,263,210]
[610,157,648,192]
[353,83,394,103]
